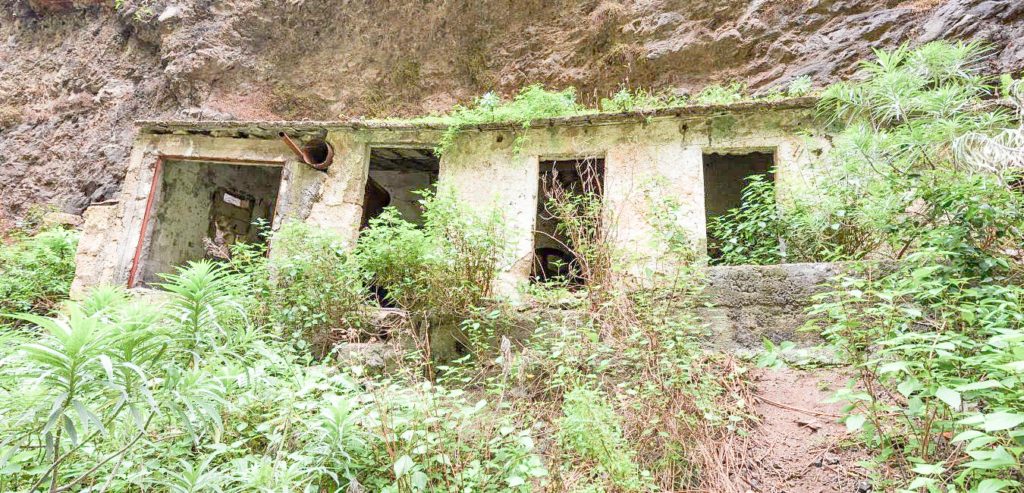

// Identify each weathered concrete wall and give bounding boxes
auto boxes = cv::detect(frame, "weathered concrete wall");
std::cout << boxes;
[441,106,828,292]
[71,106,828,296]
[702,151,773,218]
[69,202,121,296]
[70,135,295,296]
[699,262,844,349]
[140,161,280,284]
[369,169,434,224]
[312,129,445,246]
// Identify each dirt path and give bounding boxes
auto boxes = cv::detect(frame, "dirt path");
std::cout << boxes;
[737,367,872,493]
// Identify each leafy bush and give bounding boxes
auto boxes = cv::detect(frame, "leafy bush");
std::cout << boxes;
[411,85,590,155]
[0,259,550,492]
[706,175,783,265]
[693,82,747,105]
[356,189,508,320]
[707,175,871,265]
[598,87,686,113]
[0,229,78,315]
[786,75,814,97]
[260,222,371,356]
[807,41,1024,491]
[558,386,646,490]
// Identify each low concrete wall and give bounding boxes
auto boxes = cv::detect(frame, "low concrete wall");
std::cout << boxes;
[699,262,847,350]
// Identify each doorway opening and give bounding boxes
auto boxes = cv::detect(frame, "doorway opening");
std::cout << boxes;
[138,160,282,286]
[361,147,440,228]
[702,150,775,259]
[532,157,605,285]
[361,147,440,307]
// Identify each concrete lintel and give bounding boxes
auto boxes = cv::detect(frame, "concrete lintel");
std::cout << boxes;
[141,134,295,165]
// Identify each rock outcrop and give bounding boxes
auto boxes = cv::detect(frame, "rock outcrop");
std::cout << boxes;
[1,0,1021,222]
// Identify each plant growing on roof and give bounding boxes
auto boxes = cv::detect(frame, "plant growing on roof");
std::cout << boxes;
[410,85,592,155]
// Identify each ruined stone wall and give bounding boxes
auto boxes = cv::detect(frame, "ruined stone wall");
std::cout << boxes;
[71,107,825,295]
[139,160,281,284]
[700,262,843,350]
[368,170,435,224]
[440,106,827,290]
[70,135,296,296]
[699,261,893,351]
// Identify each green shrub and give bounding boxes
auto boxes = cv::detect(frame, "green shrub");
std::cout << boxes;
[356,188,508,320]
[807,41,1024,491]
[693,82,747,105]
[407,85,590,155]
[0,229,78,315]
[706,175,783,265]
[599,87,686,113]
[787,75,814,97]
[263,221,371,355]
[707,174,872,265]
[558,386,646,490]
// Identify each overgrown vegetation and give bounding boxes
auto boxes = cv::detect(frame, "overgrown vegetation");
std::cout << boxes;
[410,85,591,155]
[5,39,1024,493]
[0,228,78,316]
[404,77,817,156]
[801,42,1024,491]
[702,43,1024,490]
[0,169,753,491]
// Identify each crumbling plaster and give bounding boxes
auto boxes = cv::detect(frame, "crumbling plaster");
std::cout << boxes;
[439,106,827,290]
[139,161,281,284]
[71,134,296,296]
[72,105,829,297]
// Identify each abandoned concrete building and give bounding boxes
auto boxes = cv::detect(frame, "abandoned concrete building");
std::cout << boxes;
[70,97,832,345]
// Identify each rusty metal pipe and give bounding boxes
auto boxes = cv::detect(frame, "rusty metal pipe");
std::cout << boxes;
[279,132,311,163]
[279,132,332,171]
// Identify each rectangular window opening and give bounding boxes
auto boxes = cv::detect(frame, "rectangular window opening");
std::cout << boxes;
[702,150,775,260]
[361,147,440,229]
[532,157,606,285]
[139,160,283,286]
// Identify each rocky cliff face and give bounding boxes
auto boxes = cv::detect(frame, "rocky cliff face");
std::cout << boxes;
[1,0,1021,224]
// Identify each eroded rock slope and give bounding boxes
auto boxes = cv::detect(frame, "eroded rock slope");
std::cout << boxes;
[1,0,1021,221]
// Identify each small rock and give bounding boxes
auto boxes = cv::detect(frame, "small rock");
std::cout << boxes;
[42,212,84,229]
[796,417,821,431]
[856,480,872,492]
[158,5,181,22]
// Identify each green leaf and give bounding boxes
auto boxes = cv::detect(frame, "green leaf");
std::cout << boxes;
[394,455,414,478]
[998,361,1024,373]
[507,476,526,487]
[411,471,428,491]
[879,361,909,374]
[908,476,937,489]
[935,387,961,409]
[846,414,867,432]
[950,430,986,443]
[956,380,1003,392]
[898,378,922,397]
[983,412,1024,432]
[976,479,1013,493]
[911,462,945,475]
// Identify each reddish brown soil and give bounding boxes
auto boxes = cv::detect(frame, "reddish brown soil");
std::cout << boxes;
[740,367,872,493]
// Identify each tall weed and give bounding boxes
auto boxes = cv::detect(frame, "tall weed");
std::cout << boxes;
[808,41,1024,491]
